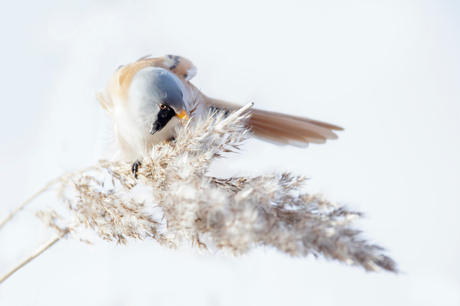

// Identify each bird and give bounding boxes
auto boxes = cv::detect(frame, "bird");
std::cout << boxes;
[97,54,343,177]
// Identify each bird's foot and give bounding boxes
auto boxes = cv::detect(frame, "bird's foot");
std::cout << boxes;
[131,160,142,179]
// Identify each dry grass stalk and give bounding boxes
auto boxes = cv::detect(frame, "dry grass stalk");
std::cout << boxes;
[0,180,58,230]
[0,234,61,284]
[0,166,95,231]
[1,103,397,282]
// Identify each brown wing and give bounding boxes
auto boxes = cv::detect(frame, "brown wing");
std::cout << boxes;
[203,97,343,147]
[160,55,197,81]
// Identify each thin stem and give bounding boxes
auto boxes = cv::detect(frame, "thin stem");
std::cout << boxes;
[0,234,61,284]
[0,166,95,231]
[0,179,59,230]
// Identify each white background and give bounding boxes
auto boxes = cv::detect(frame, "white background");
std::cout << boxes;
[0,1,459,305]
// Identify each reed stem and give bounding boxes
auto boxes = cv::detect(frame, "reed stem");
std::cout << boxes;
[0,234,62,284]
[0,180,59,230]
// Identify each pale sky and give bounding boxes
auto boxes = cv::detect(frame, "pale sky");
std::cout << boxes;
[0,1,459,305]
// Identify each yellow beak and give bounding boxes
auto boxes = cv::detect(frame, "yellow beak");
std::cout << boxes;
[176,110,189,120]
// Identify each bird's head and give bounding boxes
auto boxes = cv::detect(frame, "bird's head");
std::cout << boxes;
[126,67,189,135]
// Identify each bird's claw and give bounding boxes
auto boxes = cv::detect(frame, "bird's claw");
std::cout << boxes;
[131,160,142,179]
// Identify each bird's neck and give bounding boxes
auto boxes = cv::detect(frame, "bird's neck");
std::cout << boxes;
[113,106,179,161]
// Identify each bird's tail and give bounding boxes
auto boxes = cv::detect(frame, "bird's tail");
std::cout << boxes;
[203,97,343,147]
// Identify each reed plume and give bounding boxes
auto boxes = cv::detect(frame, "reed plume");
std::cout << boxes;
[0,103,397,283]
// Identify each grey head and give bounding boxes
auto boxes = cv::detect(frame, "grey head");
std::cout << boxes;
[129,67,189,135]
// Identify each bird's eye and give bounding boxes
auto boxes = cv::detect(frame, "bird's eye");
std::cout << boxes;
[159,104,167,110]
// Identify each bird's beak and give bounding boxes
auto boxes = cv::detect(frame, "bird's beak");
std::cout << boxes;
[176,110,189,121]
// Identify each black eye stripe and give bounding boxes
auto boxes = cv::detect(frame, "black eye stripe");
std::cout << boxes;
[150,107,176,135]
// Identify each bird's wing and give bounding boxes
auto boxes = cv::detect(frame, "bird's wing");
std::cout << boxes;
[160,55,197,81]
[203,97,343,147]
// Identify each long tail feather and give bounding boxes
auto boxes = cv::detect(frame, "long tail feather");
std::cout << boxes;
[248,108,342,146]
[203,97,343,147]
